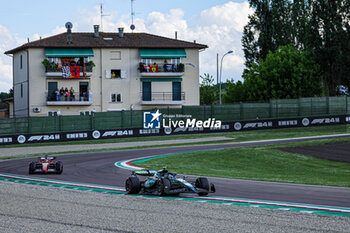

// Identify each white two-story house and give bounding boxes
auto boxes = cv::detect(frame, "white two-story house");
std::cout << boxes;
[5,25,207,117]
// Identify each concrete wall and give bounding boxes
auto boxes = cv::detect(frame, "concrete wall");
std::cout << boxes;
[13,51,29,117]
[182,49,200,106]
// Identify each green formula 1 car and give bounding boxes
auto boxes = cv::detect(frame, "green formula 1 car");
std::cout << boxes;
[125,168,215,196]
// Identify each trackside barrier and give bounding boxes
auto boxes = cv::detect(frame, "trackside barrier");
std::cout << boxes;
[0,115,349,145]
[1,96,350,136]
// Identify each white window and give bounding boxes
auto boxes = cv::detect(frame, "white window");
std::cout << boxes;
[111,93,122,103]
[111,69,121,78]
[79,110,91,116]
[171,58,181,65]
[106,69,126,79]
[48,111,60,116]
[141,58,152,65]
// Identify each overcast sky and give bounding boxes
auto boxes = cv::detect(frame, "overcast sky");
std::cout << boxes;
[0,0,252,92]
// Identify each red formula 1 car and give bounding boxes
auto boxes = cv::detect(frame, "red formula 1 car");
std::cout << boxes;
[29,156,63,174]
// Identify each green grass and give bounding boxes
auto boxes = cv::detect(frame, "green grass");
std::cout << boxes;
[133,137,350,187]
[1,124,349,148]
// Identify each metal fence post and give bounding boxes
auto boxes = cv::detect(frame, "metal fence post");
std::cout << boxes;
[59,115,62,132]
[276,100,279,119]
[240,102,243,120]
[310,98,313,116]
[54,115,57,131]
[130,109,133,128]
[346,96,348,114]
[14,117,17,134]
[91,112,95,130]
[326,96,330,115]
[269,100,272,118]
[298,98,301,116]
[203,105,206,120]
[27,117,30,134]
[121,110,124,129]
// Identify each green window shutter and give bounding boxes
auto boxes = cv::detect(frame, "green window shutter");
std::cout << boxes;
[139,49,186,58]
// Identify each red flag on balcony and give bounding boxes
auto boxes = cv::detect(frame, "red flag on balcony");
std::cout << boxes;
[69,66,80,78]
[149,64,158,73]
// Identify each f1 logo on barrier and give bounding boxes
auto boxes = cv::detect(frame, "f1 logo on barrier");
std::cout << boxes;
[143,110,161,129]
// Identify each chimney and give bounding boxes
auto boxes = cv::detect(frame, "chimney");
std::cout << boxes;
[94,25,99,37]
[194,40,196,44]
[118,27,124,38]
[67,28,72,44]
[175,31,178,40]
[65,22,73,44]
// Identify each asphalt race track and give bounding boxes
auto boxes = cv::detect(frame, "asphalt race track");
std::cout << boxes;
[1,135,350,209]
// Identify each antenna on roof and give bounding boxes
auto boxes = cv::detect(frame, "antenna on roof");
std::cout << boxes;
[100,3,110,32]
[130,0,136,31]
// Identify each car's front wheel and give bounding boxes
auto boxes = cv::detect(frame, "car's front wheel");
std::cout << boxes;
[56,161,63,174]
[195,177,209,196]
[125,176,141,194]
[29,162,35,174]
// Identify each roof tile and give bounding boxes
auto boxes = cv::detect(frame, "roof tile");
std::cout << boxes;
[5,32,207,54]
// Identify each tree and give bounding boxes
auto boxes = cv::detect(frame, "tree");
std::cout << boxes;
[200,73,216,105]
[0,88,13,102]
[243,45,322,101]
[307,0,350,95]
[222,80,247,103]
[242,0,293,75]
[242,0,350,96]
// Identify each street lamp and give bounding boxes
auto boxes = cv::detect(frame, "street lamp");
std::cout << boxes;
[219,50,233,104]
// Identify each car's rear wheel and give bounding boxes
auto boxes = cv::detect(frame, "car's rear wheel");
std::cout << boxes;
[125,176,141,194]
[157,178,171,195]
[29,162,35,174]
[56,161,63,174]
[195,177,209,196]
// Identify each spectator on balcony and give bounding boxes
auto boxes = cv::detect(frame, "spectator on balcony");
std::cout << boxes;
[59,87,64,101]
[64,87,70,101]
[163,59,172,72]
[70,87,75,101]
[55,89,60,101]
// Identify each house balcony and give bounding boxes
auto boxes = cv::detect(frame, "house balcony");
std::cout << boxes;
[46,91,93,106]
[140,92,185,105]
[44,65,93,77]
[139,63,184,77]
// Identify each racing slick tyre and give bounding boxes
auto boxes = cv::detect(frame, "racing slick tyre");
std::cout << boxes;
[195,177,209,196]
[157,178,171,195]
[210,183,216,193]
[56,161,63,174]
[29,162,35,174]
[125,176,141,194]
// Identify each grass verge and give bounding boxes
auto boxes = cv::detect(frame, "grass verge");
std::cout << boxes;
[132,137,350,187]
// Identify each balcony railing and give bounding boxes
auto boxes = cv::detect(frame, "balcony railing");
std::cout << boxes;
[139,63,184,77]
[45,65,93,77]
[140,92,185,105]
[46,91,92,105]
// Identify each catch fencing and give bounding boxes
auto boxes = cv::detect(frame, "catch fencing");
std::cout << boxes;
[0,96,349,136]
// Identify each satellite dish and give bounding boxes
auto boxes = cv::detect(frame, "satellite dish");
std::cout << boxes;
[130,24,135,31]
[65,22,73,29]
